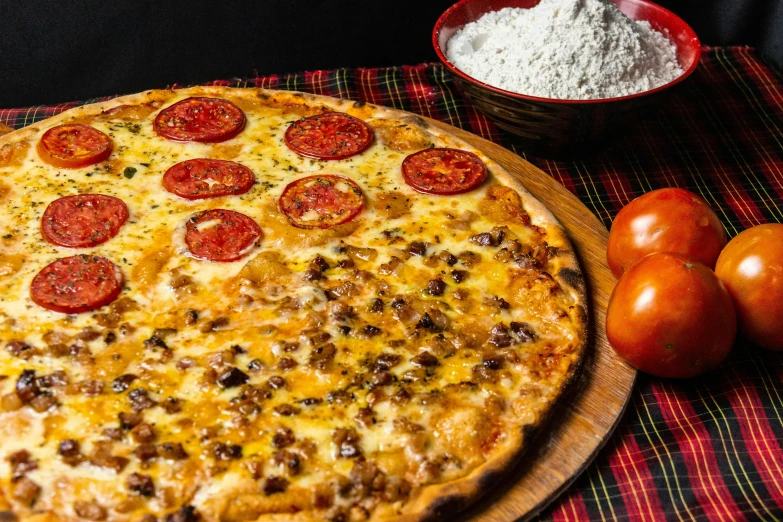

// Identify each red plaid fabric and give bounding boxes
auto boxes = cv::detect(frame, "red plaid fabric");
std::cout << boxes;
[2,46,782,521]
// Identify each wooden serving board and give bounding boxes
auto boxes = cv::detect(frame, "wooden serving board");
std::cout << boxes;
[426,121,637,522]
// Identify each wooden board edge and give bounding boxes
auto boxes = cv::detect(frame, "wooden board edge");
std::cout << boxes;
[518,373,637,521]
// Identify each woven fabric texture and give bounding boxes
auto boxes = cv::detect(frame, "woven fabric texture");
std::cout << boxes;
[1,46,782,521]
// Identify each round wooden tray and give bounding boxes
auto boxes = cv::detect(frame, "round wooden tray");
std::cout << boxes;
[427,121,637,522]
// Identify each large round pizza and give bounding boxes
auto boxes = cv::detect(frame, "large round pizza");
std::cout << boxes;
[0,87,587,522]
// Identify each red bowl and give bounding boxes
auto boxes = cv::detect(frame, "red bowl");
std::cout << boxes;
[433,0,701,156]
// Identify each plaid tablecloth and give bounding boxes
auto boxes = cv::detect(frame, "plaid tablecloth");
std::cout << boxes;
[2,46,782,521]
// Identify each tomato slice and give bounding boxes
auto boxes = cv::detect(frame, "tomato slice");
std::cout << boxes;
[401,148,487,195]
[154,97,246,142]
[163,159,255,200]
[41,194,129,248]
[30,255,123,314]
[278,175,364,229]
[284,112,373,160]
[37,124,113,169]
[184,209,262,262]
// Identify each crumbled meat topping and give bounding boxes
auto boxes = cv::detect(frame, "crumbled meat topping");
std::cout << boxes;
[212,442,242,461]
[263,476,289,495]
[217,367,250,388]
[158,442,188,460]
[165,505,200,522]
[74,500,107,521]
[333,428,362,458]
[272,427,295,448]
[131,423,156,443]
[426,278,447,296]
[451,269,469,283]
[407,241,427,256]
[127,472,155,496]
[12,477,40,506]
[112,374,137,393]
[411,351,439,367]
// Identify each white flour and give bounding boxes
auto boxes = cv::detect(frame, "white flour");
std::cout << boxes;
[445,0,683,100]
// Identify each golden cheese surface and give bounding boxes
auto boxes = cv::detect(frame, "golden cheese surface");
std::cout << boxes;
[0,88,585,522]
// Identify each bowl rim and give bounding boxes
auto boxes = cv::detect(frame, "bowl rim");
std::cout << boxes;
[432,0,702,105]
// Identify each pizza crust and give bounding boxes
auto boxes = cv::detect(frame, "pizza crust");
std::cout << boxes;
[0,87,587,522]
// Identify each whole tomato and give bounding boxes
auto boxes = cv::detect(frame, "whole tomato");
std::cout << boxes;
[606,253,736,378]
[607,188,727,278]
[715,223,783,351]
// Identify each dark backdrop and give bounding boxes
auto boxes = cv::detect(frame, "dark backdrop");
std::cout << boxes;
[2,0,781,108]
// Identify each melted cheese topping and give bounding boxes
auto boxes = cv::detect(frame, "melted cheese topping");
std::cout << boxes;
[0,90,584,521]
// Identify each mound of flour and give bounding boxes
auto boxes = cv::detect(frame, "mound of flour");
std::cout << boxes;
[446,0,683,100]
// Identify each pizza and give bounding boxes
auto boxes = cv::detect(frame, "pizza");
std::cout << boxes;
[0,87,587,522]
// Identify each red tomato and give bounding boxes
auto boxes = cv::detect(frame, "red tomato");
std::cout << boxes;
[607,188,727,278]
[606,253,736,378]
[715,223,783,351]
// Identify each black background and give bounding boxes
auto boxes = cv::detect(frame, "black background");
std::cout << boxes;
[2,0,781,108]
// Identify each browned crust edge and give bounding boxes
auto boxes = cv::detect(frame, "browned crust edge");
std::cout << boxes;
[366,112,589,522]
[0,86,589,522]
